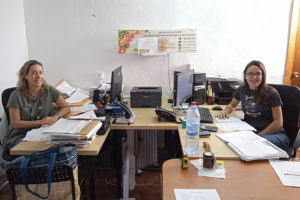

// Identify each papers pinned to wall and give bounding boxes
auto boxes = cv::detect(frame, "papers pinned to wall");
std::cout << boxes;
[118,29,197,55]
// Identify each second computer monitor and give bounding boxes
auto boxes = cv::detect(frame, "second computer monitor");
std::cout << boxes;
[173,69,194,106]
[110,66,123,103]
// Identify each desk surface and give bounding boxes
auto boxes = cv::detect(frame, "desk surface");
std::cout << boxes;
[110,97,178,130]
[10,99,238,160]
[179,105,238,159]
[162,159,300,200]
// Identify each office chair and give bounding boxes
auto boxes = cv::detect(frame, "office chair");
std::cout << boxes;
[269,84,300,158]
[1,87,16,125]
[6,164,78,200]
[0,87,16,191]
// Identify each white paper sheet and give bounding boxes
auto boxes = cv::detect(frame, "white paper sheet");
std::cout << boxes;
[174,189,221,200]
[190,159,226,179]
[65,88,89,103]
[23,127,51,141]
[70,101,97,112]
[215,116,241,123]
[43,119,90,134]
[269,160,300,187]
[56,80,76,97]
[215,121,256,132]
[69,110,105,121]
[216,131,263,143]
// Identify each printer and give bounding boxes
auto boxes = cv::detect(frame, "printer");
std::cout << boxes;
[130,87,162,108]
[207,77,242,105]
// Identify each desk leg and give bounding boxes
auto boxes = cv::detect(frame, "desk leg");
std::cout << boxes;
[113,130,123,198]
[123,130,135,199]
[88,156,95,200]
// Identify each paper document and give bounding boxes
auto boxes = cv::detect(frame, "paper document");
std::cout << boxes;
[216,131,288,161]
[215,116,241,123]
[228,140,288,161]
[215,121,256,132]
[69,110,105,121]
[269,160,300,187]
[190,159,226,179]
[23,127,51,141]
[65,89,89,103]
[44,119,90,134]
[174,189,221,200]
[216,131,263,143]
[55,80,76,97]
[71,101,97,113]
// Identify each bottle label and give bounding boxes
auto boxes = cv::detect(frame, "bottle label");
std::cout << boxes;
[187,121,200,136]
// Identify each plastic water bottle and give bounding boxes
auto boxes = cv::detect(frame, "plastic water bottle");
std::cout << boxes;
[186,102,200,155]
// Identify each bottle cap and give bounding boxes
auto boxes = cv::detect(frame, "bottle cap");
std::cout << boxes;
[203,152,214,158]
[191,102,197,106]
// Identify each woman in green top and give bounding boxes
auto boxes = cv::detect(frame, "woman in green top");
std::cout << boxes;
[2,60,70,161]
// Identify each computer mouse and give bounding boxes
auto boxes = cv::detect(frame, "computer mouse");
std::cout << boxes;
[212,106,223,111]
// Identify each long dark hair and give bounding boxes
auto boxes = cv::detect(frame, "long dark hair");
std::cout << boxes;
[243,60,267,104]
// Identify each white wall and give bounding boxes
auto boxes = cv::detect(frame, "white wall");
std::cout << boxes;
[23,0,292,97]
[0,0,28,116]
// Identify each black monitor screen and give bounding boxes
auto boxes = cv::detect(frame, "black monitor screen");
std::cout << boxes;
[174,69,194,106]
[110,66,123,103]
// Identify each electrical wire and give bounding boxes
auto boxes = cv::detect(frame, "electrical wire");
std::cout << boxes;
[167,53,173,98]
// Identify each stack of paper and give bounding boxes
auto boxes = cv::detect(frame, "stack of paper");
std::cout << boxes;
[45,119,102,147]
[56,80,90,106]
[55,80,76,97]
[216,131,288,161]
[69,110,105,121]
[215,117,256,132]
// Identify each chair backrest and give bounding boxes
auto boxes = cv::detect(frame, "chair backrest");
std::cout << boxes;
[1,87,16,124]
[269,84,300,147]
[6,164,76,200]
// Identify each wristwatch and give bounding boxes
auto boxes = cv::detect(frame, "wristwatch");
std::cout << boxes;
[57,113,62,120]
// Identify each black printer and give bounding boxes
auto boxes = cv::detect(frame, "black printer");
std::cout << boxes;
[207,78,241,105]
[130,87,162,108]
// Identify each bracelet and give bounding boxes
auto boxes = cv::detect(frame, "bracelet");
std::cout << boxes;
[56,113,62,120]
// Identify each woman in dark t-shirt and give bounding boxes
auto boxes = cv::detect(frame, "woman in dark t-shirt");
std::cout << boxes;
[217,60,289,150]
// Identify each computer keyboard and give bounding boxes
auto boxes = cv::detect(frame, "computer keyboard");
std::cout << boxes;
[198,107,214,123]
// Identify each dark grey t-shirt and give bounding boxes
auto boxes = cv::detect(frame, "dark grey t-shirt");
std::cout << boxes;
[4,85,60,144]
[233,85,283,133]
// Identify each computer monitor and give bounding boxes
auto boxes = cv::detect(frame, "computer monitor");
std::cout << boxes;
[110,66,123,103]
[173,69,194,106]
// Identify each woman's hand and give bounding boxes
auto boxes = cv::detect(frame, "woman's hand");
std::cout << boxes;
[216,98,240,119]
[217,108,230,119]
[40,116,58,127]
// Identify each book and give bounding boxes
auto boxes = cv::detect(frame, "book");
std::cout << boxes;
[216,131,288,161]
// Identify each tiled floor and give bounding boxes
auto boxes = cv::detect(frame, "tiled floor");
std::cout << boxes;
[0,145,168,200]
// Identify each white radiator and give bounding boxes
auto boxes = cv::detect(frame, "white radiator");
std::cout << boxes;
[134,130,158,170]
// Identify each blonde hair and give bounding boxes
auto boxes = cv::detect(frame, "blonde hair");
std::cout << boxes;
[17,60,48,95]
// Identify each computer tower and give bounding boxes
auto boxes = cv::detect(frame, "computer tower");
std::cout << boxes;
[193,73,206,105]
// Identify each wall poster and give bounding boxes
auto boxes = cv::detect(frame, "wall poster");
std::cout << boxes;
[118,29,197,55]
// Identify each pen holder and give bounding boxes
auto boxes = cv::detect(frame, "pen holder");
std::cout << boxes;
[203,152,215,168]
